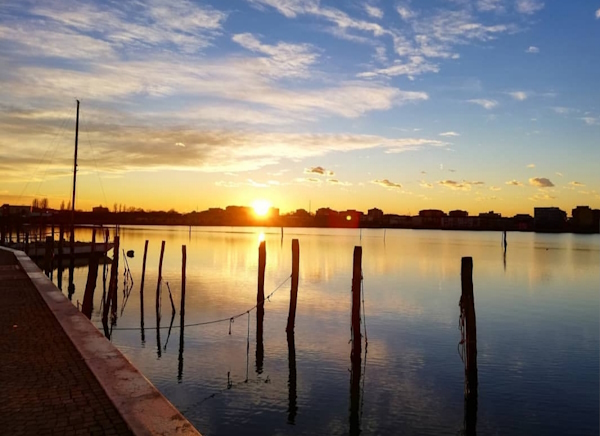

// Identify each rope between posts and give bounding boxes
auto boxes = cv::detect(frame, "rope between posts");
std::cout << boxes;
[109,274,292,331]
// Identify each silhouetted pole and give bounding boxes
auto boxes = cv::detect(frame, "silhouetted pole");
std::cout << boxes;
[102,235,120,329]
[44,236,53,276]
[156,240,165,323]
[287,330,298,424]
[68,230,75,300]
[351,246,362,363]
[461,257,478,399]
[140,240,148,343]
[110,236,119,320]
[81,229,98,319]
[286,239,300,333]
[178,245,186,382]
[256,240,266,374]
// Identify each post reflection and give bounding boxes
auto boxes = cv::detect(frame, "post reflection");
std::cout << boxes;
[464,396,478,436]
[349,347,362,436]
[287,331,297,425]
[255,306,264,374]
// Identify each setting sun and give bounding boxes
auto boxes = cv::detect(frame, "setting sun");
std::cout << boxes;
[252,199,271,217]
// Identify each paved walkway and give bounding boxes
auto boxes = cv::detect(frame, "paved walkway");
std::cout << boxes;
[0,250,132,436]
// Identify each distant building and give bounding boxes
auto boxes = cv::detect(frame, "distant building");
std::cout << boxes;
[449,210,468,217]
[442,216,480,230]
[478,211,501,219]
[513,214,534,231]
[1,204,30,217]
[419,209,446,218]
[367,208,384,223]
[534,207,567,230]
[383,214,411,227]
[417,209,446,228]
[572,206,594,227]
[92,205,109,213]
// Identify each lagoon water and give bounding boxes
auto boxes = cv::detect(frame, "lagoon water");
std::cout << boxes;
[55,227,599,436]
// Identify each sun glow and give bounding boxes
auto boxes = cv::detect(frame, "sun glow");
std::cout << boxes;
[252,199,271,217]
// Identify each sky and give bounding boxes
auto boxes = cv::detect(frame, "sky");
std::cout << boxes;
[0,0,599,216]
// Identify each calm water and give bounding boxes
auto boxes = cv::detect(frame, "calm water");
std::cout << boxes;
[54,227,599,436]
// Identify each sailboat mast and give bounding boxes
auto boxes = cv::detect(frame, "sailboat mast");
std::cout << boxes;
[71,99,80,228]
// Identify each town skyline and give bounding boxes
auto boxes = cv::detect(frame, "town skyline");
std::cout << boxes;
[1,1,599,215]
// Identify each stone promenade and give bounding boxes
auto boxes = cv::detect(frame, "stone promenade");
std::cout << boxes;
[0,249,132,435]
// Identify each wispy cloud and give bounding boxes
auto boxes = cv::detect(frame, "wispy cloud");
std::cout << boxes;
[438,180,484,191]
[596,8,600,19]
[526,46,539,53]
[529,193,556,201]
[506,180,524,186]
[489,186,502,191]
[372,179,402,189]
[529,177,554,188]
[420,181,433,188]
[582,117,600,125]
[439,131,460,137]
[553,106,576,115]
[568,181,585,187]
[508,91,528,101]
[516,0,545,15]
[327,179,352,186]
[468,99,498,110]
[365,4,383,19]
[175,142,185,147]
[527,163,535,168]
[555,172,563,177]
[305,166,334,176]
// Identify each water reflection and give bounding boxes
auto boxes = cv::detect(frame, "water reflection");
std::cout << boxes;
[53,227,600,436]
[287,331,298,425]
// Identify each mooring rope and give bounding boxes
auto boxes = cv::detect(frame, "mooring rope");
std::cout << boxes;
[109,274,292,331]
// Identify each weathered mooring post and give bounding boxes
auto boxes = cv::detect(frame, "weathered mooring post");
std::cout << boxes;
[81,229,98,319]
[67,229,75,300]
[140,240,149,343]
[349,246,363,436]
[351,246,362,362]
[461,257,478,398]
[102,235,120,331]
[286,239,300,333]
[156,240,166,323]
[178,245,187,382]
[256,240,266,374]
[44,236,54,277]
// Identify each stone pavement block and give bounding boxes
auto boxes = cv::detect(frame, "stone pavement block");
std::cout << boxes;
[0,250,133,436]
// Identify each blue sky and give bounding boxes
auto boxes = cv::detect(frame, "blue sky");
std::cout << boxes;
[0,0,599,215]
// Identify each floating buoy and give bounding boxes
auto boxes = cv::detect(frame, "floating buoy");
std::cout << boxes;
[126,250,134,258]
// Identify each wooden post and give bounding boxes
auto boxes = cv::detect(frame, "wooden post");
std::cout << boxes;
[156,241,165,322]
[256,240,266,374]
[351,246,362,363]
[110,236,119,319]
[461,257,478,399]
[81,229,98,319]
[67,230,75,300]
[178,245,187,381]
[286,239,300,333]
[350,246,363,435]
[102,235,120,326]
[257,240,266,307]
[44,236,53,276]
[140,240,149,343]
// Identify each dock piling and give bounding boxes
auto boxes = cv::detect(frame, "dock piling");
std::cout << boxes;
[351,246,362,363]
[140,240,148,343]
[286,239,300,333]
[460,256,478,399]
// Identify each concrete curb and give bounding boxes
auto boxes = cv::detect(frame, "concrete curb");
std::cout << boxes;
[2,247,201,436]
